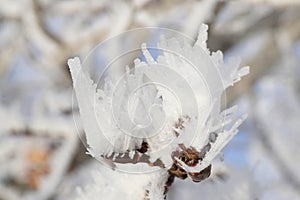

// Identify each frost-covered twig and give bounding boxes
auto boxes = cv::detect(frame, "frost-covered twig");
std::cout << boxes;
[68,24,248,200]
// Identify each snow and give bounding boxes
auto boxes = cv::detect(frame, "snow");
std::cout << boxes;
[69,24,248,199]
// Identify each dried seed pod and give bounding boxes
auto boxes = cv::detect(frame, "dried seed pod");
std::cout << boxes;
[168,163,188,180]
[188,164,212,183]
[137,141,149,153]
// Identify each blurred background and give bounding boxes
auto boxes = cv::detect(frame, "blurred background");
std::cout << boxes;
[0,0,300,199]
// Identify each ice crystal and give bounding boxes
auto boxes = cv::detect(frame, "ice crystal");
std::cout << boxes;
[68,24,249,199]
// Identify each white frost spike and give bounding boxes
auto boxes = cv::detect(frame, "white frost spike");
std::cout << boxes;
[141,43,155,64]
[68,58,112,156]
[239,66,250,76]
[195,24,209,54]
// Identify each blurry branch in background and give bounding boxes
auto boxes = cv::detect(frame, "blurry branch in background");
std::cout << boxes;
[240,0,300,7]
[212,7,300,104]
[253,117,300,195]
[0,0,299,86]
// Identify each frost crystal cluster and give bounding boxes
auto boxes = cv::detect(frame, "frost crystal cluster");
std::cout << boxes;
[68,24,249,199]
